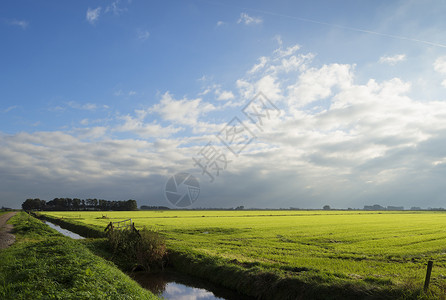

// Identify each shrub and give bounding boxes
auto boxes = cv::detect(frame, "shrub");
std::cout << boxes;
[107,227,167,271]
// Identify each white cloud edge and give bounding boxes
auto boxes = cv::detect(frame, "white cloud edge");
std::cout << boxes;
[379,54,406,65]
[7,19,29,29]
[237,13,263,25]
[86,7,101,24]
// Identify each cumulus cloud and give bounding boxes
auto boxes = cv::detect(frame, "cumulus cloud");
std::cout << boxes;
[287,63,354,108]
[224,44,446,209]
[116,109,182,138]
[151,92,216,126]
[86,7,101,24]
[434,56,446,87]
[379,54,406,65]
[3,43,446,210]
[434,56,446,74]
[237,13,263,25]
[216,90,235,101]
[248,56,269,74]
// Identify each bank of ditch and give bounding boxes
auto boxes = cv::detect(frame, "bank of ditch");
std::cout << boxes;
[36,212,437,300]
[0,212,158,299]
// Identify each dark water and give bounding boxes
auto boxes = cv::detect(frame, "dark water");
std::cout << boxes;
[43,220,85,239]
[131,271,253,300]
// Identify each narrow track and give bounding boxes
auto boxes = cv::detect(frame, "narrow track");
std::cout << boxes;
[0,212,17,250]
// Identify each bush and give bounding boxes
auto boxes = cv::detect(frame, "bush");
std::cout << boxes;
[107,227,167,271]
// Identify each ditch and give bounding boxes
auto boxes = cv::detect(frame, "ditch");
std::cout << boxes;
[42,219,251,300]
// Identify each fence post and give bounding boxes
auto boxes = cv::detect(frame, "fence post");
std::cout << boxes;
[104,221,113,232]
[424,260,433,292]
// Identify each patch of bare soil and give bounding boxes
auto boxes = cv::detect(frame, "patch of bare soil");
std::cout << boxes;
[0,212,17,250]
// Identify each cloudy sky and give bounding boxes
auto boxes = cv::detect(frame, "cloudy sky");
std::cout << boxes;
[2,0,446,209]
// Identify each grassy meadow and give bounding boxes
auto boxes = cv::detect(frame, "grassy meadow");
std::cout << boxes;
[39,210,446,298]
[0,212,158,299]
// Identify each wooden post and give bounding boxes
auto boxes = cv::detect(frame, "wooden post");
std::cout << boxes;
[132,223,141,237]
[104,221,113,232]
[424,260,433,292]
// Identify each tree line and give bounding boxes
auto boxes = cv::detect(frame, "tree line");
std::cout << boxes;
[22,198,138,211]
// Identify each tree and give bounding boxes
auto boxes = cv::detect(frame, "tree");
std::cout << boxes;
[125,200,138,211]
[72,198,81,210]
[323,205,331,210]
[22,198,45,211]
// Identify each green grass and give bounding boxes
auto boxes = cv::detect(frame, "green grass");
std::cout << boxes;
[40,210,446,299]
[0,212,158,299]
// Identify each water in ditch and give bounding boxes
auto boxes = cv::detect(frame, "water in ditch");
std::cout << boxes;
[131,271,253,300]
[42,220,85,239]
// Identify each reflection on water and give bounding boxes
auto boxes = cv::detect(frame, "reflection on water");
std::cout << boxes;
[162,282,223,300]
[43,221,85,239]
[131,271,252,300]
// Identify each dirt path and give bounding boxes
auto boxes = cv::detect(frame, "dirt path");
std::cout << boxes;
[0,212,17,250]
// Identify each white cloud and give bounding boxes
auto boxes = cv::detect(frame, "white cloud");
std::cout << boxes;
[434,56,446,74]
[151,92,216,126]
[248,56,268,74]
[255,74,282,101]
[137,29,150,41]
[7,19,29,29]
[274,35,283,46]
[434,56,446,87]
[379,54,406,65]
[216,21,225,26]
[67,101,98,111]
[86,1,129,26]
[5,43,446,210]
[237,13,263,25]
[274,44,301,58]
[83,103,97,110]
[86,7,101,25]
[105,0,127,15]
[75,126,108,140]
[116,109,182,138]
[3,106,19,113]
[216,90,235,101]
[287,63,354,108]
[48,106,65,112]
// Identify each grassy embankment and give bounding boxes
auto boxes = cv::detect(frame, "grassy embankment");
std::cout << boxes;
[40,210,446,299]
[0,212,158,299]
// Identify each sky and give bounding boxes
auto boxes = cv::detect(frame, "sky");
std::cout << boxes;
[2,0,446,209]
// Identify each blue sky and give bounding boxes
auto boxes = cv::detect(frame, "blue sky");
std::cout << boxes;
[2,0,446,209]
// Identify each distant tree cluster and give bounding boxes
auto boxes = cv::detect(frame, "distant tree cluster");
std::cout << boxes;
[22,198,138,211]
[363,204,404,211]
[140,205,170,210]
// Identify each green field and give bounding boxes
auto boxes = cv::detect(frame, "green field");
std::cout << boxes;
[0,212,158,299]
[41,210,446,298]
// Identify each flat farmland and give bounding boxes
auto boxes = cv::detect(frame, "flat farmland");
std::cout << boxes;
[41,210,446,296]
